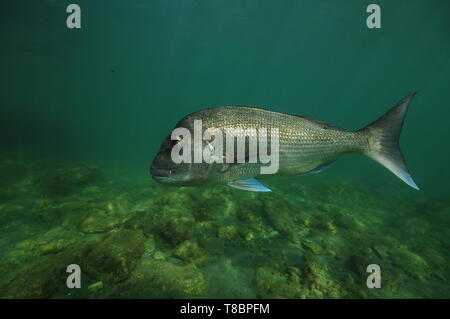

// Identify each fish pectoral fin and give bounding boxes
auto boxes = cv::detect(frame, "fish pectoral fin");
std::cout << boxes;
[228,178,271,192]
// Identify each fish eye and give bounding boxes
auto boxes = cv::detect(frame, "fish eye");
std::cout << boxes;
[170,135,185,147]
[171,135,183,144]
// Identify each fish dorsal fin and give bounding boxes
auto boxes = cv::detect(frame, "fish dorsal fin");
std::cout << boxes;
[228,178,271,192]
[296,160,335,176]
[295,116,343,130]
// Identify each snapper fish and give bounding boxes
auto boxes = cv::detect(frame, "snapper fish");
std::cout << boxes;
[150,93,419,192]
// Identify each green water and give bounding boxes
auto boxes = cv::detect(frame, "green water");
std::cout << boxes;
[0,0,449,298]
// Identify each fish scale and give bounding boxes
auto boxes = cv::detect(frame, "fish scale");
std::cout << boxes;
[151,93,419,192]
[186,106,368,177]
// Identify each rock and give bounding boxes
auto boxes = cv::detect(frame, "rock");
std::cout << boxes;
[114,260,206,298]
[317,221,338,234]
[173,240,209,265]
[142,236,156,258]
[0,239,96,298]
[302,235,335,256]
[153,250,166,260]
[80,208,122,233]
[347,248,396,294]
[0,254,68,298]
[200,186,236,217]
[303,240,326,255]
[218,225,237,241]
[372,244,390,259]
[80,198,131,233]
[88,281,104,292]
[254,266,304,298]
[153,191,194,212]
[390,247,430,280]
[333,213,364,232]
[197,236,225,255]
[235,197,262,222]
[161,216,195,246]
[263,195,300,244]
[83,229,146,284]
[15,227,83,256]
[122,210,157,237]
[244,232,255,241]
[304,256,351,298]
[195,205,213,221]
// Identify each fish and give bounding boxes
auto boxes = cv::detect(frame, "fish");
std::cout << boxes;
[150,93,419,192]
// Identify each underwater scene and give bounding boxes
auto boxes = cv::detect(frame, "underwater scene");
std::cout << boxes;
[0,0,449,299]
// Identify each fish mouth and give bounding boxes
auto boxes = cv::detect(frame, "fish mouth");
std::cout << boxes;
[151,167,172,182]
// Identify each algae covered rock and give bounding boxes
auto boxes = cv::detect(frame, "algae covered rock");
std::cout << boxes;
[263,195,301,244]
[236,197,262,222]
[15,227,83,256]
[195,204,214,221]
[389,247,430,280]
[173,240,209,265]
[83,229,146,284]
[304,256,350,298]
[0,254,70,298]
[122,210,157,236]
[302,234,336,256]
[200,186,236,217]
[80,209,121,233]
[197,235,225,255]
[88,281,104,292]
[153,190,195,213]
[116,260,206,298]
[254,266,304,298]
[37,195,130,232]
[0,239,96,298]
[161,215,195,246]
[218,224,238,241]
[142,235,156,258]
[80,197,131,233]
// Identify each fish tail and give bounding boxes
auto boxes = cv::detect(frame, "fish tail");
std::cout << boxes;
[360,92,419,190]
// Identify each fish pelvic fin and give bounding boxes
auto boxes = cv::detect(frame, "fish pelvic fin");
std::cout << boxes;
[228,178,272,192]
[360,92,420,190]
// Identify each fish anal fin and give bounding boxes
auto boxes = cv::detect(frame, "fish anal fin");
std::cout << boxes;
[296,160,335,176]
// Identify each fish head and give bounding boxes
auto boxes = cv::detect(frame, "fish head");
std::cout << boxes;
[151,112,253,186]
[150,132,227,186]
[150,134,189,185]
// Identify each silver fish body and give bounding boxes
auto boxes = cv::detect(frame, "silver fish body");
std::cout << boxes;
[151,93,419,192]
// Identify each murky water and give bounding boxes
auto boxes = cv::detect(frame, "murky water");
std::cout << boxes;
[0,0,449,298]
